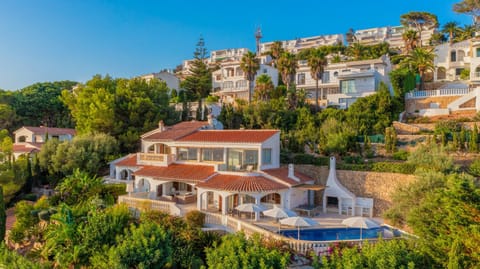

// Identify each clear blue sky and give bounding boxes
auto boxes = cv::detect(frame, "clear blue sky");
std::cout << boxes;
[0,0,471,90]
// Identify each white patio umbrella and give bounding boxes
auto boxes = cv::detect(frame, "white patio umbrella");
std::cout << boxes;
[263,206,297,219]
[341,216,380,240]
[263,206,297,232]
[280,216,318,240]
[235,203,267,219]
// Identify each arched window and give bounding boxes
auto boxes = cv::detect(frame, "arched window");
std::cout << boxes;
[437,67,446,80]
[18,136,27,142]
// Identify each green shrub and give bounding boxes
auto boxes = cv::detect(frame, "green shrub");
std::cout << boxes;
[185,210,205,228]
[343,155,363,164]
[392,150,409,161]
[371,162,416,174]
[291,154,329,166]
[468,159,480,177]
[337,163,371,171]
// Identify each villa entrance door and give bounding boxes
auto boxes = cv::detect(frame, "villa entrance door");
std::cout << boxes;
[157,185,163,197]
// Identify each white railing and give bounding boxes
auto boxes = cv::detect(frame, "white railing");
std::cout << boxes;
[203,212,381,256]
[405,88,473,99]
[473,72,480,79]
[118,195,182,216]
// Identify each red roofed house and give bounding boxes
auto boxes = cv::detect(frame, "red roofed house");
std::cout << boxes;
[111,119,320,219]
[13,126,76,159]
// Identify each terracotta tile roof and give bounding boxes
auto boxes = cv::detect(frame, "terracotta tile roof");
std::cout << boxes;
[196,174,288,192]
[134,164,214,183]
[142,121,209,141]
[12,144,41,153]
[17,126,76,136]
[178,130,279,143]
[263,167,314,186]
[115,154,139,167]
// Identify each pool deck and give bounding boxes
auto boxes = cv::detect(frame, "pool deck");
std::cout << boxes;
[251,213,385,233]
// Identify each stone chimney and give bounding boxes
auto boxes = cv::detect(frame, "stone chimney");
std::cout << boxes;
[288,164,299,182]
[158,120,165,131]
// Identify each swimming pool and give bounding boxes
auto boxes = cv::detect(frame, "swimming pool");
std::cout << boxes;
[279,227,390,241]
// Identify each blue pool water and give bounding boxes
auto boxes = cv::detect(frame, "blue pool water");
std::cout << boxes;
[279,227,389,241]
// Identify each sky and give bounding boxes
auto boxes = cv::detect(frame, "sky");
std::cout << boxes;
[0,0,472,90]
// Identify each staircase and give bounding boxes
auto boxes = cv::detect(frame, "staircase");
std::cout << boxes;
[447,87,480,111]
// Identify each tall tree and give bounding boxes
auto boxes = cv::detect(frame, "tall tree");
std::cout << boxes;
[306,48,328,111]
[12,81,77,129]
[253,74,274,102]
[400,47,435,91]
[240,51,260,104]
[402,29,419,53]
[267,41,284,67]
[400,11,439,47]
[456,24,476,42]
[276,52,298,90]
[453,0,480,26]
[442,21,461,44]
[0,186,5,242]
[181,37,212,117]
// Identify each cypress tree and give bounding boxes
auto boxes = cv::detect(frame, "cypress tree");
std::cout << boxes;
[470,124,479,153]
[0,186,5,241]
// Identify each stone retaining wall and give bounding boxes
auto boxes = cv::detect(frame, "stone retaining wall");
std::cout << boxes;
[293,165,416,217]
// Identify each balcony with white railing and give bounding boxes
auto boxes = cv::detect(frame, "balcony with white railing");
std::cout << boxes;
[137,153,174,166]
[472,72,480,81]
[405,88,473,99]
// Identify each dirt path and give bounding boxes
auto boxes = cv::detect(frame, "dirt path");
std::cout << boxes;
[6,208,15,230]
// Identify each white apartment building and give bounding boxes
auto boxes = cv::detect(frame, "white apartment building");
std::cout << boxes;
[296,55,393,109]
[259,34,344,55]
[210,48,279,103]
[354,26,436,49]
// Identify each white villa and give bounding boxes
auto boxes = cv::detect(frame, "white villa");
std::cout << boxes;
[405,37,480,117]
[12,126,76,159]
[296,55,393,109]
[110,120,331,220]
[141,70,181,93]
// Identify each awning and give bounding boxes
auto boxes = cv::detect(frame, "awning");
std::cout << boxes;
[294,184,325,191]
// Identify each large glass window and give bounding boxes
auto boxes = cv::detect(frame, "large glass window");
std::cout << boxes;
[262,148,272,164]
[227,149,258,171]
[202,148,224,162]
[476,48,480,58]
[340,80,356,94]
[177,148,198,161]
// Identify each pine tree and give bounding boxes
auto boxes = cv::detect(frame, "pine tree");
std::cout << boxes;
[181,36,212,119]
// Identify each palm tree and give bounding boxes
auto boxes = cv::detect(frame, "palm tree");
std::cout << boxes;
[276,52,298,90]
[306,48,328,111]
[268,41,284,67]
[402,30,419,54]
[455,24,476,42]
[442,21,460,44]
[400,47,435,91]
[240,51,260,104]
[254,74,274,102]
[346,42,366,60]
